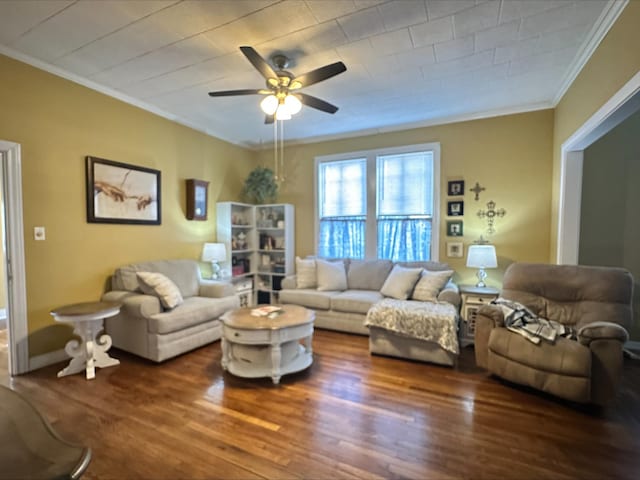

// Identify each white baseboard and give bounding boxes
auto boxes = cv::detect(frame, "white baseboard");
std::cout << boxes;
[28,348,68,372]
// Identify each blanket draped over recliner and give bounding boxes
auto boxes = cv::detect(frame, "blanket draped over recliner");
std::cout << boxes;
[492,298,576,345]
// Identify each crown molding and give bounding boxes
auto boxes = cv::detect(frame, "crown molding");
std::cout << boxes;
[253,101,554,150]
[553,0,628,106]
[0,45,255,148]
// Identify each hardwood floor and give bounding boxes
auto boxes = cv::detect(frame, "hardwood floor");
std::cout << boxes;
[3,329,640,480]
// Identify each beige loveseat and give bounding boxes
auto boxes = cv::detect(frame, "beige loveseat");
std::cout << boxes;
[102,259,239,362]
[280,258,461,366]
[475,263,633,406]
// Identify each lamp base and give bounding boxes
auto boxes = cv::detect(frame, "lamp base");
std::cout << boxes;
[211,262,221,280]
[475,268,487,288]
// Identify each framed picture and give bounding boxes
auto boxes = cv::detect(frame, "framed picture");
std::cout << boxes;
[447,200,464,216]
[448,180,465,196]
[186,179,209,220]
[446,242,463,258]
[86,156,161,225]
[446,220,463,237]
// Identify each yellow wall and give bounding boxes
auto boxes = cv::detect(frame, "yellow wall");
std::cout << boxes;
[258,110,554,287]
[0,54,256,357]
[551,2,640,259]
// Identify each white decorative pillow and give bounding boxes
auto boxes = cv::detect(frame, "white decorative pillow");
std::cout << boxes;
[316,259,347,291]
[137,272,184,309]
[380,265,423,300]
[296,256,317,289]
[411,269,454,302]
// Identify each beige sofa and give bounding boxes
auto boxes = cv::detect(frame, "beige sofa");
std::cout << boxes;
[280,259,461,366]
[475,263,633,406]
[102,259,239,362]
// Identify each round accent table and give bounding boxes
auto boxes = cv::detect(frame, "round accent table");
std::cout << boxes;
[50,301,121,380]
[220,305,314,384]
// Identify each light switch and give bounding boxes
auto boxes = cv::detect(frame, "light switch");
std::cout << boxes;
[34,226,45,241]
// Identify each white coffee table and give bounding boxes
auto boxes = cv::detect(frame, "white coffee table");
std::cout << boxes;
[50,301,121,380]
[220,305,314,384]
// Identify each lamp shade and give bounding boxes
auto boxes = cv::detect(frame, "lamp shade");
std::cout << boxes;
[201,243,226,263]
[466,245,497,268]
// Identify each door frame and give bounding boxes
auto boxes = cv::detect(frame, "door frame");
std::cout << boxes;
[557,71,640,264]
[0,140,28,375]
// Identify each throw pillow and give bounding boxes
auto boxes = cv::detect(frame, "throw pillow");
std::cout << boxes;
[137,272,184,309]
[411,269,454,302]
[380,265,423,300]
[295,257,317,289]
[316,259,347,291]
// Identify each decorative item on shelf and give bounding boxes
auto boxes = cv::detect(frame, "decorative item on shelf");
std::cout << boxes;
[201,243,226,280]
[236,231,247,250]
[242,167,278,204]
[446,242,463,258]
[185,179,209,220]
[466,244,497,287]
[470,182,486,201]
[477,200,506,234]
[446,220,463,237]
[447,200,464,216]
[447,180,464,197]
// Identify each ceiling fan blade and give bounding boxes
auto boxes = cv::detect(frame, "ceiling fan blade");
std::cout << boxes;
[240,46,278,81]
[264,114,274,124]
[208,89,266,97]
[298,93,339,114]
[290,62,346,89]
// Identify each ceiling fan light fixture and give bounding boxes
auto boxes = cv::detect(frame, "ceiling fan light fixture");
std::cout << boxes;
[260,94,279,115]
[275,105,292,120]
[284,94,302,115]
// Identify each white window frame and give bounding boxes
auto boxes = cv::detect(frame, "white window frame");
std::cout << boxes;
[314,142,441,261]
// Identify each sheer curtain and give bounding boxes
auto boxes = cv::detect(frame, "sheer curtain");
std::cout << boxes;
[318,159,366,259]
[377,152,433,261]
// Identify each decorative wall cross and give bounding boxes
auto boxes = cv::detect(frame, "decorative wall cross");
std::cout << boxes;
[470,182,485,201]
[477,200,506,234]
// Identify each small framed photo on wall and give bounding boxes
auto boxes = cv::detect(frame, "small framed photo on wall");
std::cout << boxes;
[446,220,463,237]
[446,242,463,258]
[447,200,464,216]
[447,180,465,196]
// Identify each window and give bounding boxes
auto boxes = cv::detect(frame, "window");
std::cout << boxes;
[316,143,440,261]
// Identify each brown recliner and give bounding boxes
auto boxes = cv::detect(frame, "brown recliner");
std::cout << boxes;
[475,263,633,406]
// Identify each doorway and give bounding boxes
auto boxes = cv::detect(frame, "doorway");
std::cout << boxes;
[557,72,640,348]
[0,140,28,376]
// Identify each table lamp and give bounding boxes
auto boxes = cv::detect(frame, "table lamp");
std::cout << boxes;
[201,243,226,279]
[466,244,497,287]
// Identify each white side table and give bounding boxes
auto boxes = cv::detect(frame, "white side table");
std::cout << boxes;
[50,301,121,380]
[459,285,500,347]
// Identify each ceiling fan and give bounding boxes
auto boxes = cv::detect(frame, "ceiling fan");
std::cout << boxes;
[208,46,347,123]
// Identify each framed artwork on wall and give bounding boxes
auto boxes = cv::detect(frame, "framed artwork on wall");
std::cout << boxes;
[446,242,463,258]
[186,179,209,220]
[447,200,464,216]
[86,156,161,225]
[447,180,465,196]
[446,220,463,237]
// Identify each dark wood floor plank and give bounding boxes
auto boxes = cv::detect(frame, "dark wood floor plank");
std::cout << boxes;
[2,329,640,479]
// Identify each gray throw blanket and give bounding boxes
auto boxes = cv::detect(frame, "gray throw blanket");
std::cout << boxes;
[492,298,576,345]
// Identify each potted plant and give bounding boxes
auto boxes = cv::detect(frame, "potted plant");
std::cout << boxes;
[242,167,278,204]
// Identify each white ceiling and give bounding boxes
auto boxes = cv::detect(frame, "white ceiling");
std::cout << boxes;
[0,0,620,148]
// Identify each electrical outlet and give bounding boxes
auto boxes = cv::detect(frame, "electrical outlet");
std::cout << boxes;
[34,226,45,241]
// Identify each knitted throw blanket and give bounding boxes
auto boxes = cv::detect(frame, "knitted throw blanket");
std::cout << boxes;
[365,298,459,354]
[492,298,576,345]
